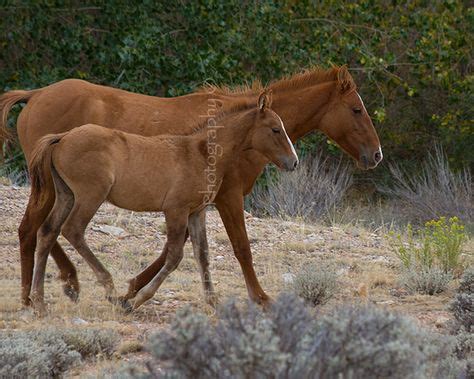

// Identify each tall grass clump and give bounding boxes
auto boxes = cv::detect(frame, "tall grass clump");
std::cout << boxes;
[383,146,472,225]
[247,152,353,221]
[137,294,465,379]
[390,217,468,294]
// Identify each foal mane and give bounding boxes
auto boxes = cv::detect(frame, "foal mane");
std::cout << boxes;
[198,65,356,96]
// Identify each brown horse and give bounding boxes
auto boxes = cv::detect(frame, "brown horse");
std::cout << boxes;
[0,66,382,307]
[28,92,298,314]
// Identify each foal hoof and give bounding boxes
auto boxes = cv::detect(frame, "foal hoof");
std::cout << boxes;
[119,298,133,314]
[63,284,80,303]
[107,296,133,314]
[205,293,219,308]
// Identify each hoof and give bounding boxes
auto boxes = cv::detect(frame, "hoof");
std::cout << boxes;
[63,284,80,303]
[22,297,32,308]
[119,298,133,314]
[205,293,219,308]
[107,296,133,314]
[32,302,48,318]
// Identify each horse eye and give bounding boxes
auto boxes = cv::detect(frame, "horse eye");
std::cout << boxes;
[353,108,362,114]
[272,128,280,133]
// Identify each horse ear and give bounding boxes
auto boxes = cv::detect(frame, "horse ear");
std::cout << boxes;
[258,90,273,111]
[337,65,353,93]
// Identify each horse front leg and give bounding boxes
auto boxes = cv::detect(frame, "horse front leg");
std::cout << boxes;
[214,190,271,306]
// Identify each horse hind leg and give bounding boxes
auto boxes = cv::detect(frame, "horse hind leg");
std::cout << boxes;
[30,170,74,315]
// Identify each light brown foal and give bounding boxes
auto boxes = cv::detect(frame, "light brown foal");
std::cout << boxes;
[28,92,298,314]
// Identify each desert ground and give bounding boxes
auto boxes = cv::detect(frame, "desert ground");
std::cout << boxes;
[0,180,469,376]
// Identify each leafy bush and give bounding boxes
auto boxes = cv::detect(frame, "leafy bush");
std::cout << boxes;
[391,217,467,275]
[400,267,452,295]
[247,153,353,221]
[0,327,119,378]
[139,294,465,379]
[291,261,338,306]
[383,147,472,224]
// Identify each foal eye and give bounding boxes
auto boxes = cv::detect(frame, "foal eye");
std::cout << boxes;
[353,108,362,114]
[272,128,280,133]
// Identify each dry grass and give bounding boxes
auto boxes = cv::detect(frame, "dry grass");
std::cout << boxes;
[0,183,470,376]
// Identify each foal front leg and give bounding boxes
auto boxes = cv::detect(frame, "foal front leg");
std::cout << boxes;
[132,209,188,310]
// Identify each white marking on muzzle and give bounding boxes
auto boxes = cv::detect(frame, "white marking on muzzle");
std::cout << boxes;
[275,112,298,164]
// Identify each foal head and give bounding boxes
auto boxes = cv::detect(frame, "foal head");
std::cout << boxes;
[319,66,382,170]
[249,91,298,171]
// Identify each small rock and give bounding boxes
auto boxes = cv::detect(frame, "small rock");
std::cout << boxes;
[215,255,225,260]
[92,224,127,237]
[71,317,88,325]
[282,273,295,284]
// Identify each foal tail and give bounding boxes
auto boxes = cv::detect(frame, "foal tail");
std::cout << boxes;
[30,132,68,206]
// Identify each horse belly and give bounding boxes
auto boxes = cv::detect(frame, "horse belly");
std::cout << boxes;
[107,175,167,212]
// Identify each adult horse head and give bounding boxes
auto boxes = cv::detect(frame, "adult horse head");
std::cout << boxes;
[270,65,382,170]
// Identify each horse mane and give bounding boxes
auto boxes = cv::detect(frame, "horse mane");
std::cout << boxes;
[198,65,356,96]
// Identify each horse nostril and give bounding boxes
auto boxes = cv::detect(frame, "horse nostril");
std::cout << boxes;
[374,150,382,163]
[293,160,298,169]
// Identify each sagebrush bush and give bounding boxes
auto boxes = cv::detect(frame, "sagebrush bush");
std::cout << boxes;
[383,147,472,224]
[140,294,464,379]
[451,267,474,331]
[400,267,452,295]
[247,153,353,221]
[291,261,338,306]
[0,327,119,378]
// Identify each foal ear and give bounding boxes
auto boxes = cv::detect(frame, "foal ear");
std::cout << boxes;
[258,90,273,111]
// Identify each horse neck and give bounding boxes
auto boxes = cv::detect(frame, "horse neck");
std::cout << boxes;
[271,81,336,141]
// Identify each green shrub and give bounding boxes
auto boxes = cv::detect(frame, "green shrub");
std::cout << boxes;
[291,261,338,306]
[391,217,467,274]
[139,294,466,379]
[0,327,119,378]
[400,267,452,295]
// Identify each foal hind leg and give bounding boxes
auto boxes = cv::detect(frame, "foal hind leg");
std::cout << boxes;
[188,210,217,306]
[132,209,188,310]
[30,177,75,315]
[19,190,79,306]
[61,191,117,303]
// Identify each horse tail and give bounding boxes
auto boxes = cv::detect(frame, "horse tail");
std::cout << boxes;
[0,88,39,143]
[30,132,67,206]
